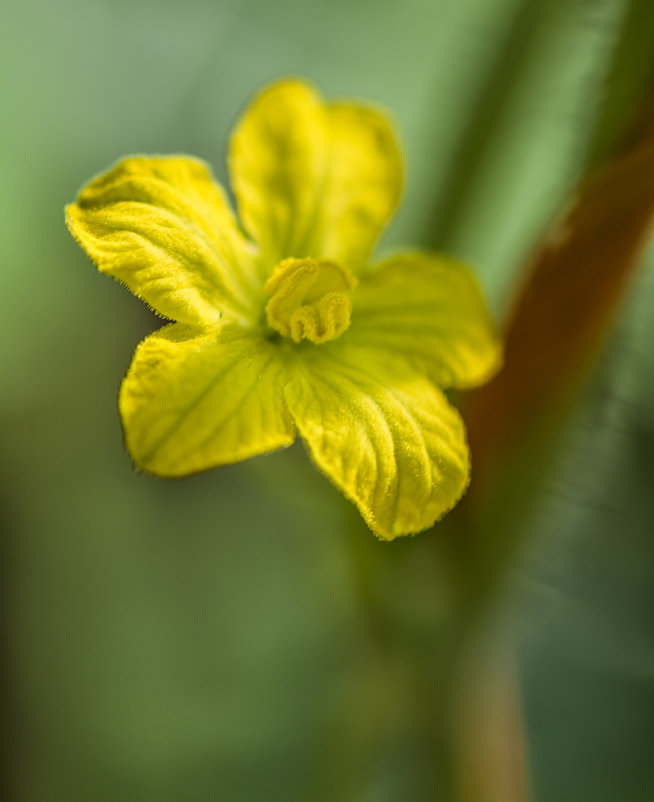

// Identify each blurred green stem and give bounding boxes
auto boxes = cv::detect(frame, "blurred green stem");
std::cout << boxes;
[309,516,528,802]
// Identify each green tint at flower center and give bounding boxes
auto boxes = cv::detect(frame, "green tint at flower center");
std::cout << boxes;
[264,258,357,344]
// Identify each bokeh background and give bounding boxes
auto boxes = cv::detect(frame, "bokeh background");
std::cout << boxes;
[3,0,654,800]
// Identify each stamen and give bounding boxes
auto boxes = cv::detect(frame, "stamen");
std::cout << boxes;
[264,258,357,344]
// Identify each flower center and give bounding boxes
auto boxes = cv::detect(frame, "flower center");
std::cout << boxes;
[264,257,357,344]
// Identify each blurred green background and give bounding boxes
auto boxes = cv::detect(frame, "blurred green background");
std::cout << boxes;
[2,0,654,800]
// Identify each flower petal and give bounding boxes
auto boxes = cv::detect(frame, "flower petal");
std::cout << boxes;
[229,78,402,273]
[284,351,470,539]
[119,323,295,475]
[349,251,502,389]
[66,156,261,327]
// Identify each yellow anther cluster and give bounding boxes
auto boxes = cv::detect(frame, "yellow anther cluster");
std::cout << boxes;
[264,257,357,344]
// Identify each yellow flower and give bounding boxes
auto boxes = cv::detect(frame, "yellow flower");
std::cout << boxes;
[66,78,501,540]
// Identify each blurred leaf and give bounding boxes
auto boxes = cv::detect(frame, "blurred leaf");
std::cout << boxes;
[449,19,654,630]
[587,0,654,167]
[464,95,654,501]
[420,0,630,300]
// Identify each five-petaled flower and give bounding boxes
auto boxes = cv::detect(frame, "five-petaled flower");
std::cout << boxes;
[66,78,501,540]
